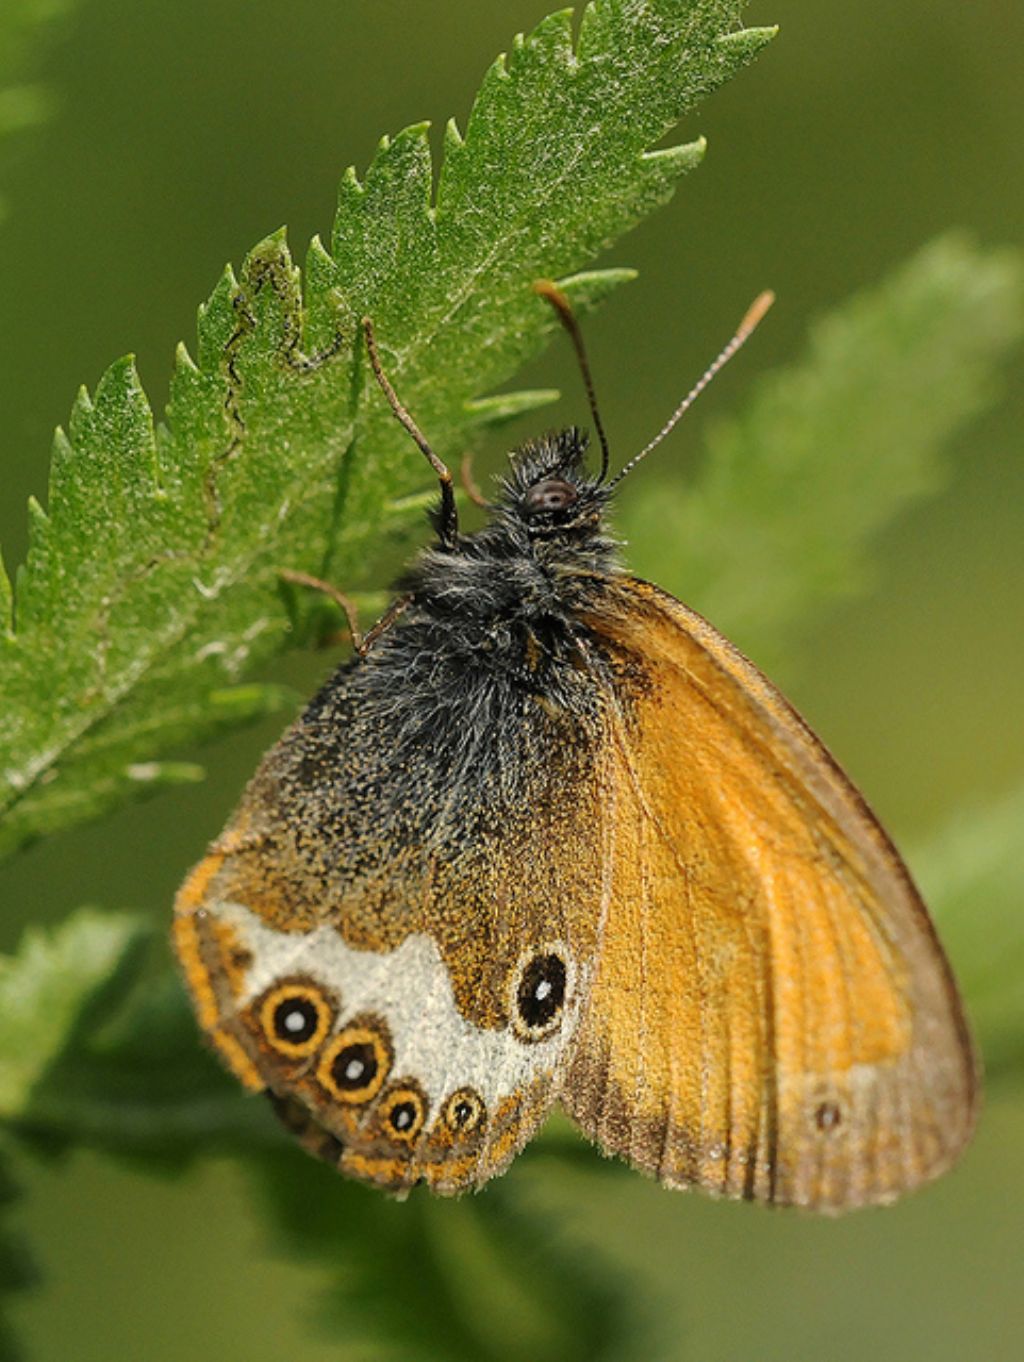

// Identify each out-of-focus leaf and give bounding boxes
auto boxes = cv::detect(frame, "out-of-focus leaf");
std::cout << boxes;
[0,909,140,1118]
[253,1153,637,1362]
[623,236,1024,670]
[0,910,270,1156]
[0,0,79,223]
[0,1150,36,1362]
[915,780,1024,1082]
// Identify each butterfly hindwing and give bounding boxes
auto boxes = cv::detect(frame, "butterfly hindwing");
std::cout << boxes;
[561,578,978,1211]
[175,644,611,1194]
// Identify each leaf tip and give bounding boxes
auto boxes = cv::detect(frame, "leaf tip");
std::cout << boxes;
[444,116,464,150]
[464,387,561,427]
[556,268,639,312]
[717,24,779,57]
[71,383,93,420]
[339,163,365,205]
[642,135,707,175]
[174,339,199,375]
[124,761,205,787]
[396,119,431,145]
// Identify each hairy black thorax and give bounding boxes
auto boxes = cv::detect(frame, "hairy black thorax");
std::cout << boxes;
[269,428,627,853]
[371,427,621,713]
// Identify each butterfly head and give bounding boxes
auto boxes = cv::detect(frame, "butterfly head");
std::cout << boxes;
[495,426,612,544]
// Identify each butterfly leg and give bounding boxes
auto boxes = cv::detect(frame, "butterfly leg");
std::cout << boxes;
[278,568,412,656]
[362,316,459,548]
[278,567,365,650]
[360,592,414,653]
[460,451,492,509]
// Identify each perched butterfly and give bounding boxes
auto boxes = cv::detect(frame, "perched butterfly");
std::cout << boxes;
[175,283,978,1210]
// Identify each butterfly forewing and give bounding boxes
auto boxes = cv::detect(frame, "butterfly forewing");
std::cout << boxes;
[562,578,978,1211]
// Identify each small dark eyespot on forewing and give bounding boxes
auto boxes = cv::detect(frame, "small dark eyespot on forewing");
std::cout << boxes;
[523,478,578,514]
[514,951,568,1039]
[815,1101,842,1133]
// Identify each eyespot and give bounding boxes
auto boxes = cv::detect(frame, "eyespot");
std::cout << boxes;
[523,478,578,514]
[442,1087,487,1137]
[513,950,568,1041]
[317,1018,392,1104]
[378,1083,428,1144]
[815,1101,842,1133]
[259,981,334,1059]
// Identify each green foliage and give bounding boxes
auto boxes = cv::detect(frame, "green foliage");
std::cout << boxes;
[915,782,1024,1080]
[624,235,1024,670]
[256,1160,637,1362]
[0,0,78,223]
[0,910,268,1157]
[0,1150,36,1362]
[0,908,141,1119]
[0,0,775,860]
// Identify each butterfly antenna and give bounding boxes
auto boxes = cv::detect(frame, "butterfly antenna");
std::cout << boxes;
[534,279,612,483]
[606,290,775,490]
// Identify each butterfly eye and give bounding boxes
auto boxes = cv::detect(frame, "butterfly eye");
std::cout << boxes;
[523,478,578,514]
[442,1087,486,1137]
[259,982,334,1059]
[513,950,568,1041]
[317,1018,392,1104]
[378,1083,428,1143]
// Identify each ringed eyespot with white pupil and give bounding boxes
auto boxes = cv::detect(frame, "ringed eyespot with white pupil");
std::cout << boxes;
[443,1088,486,1136]
[515,952,568,1038]
[259,983,332,1059]
[379,1086,427,1143]
[318,1022,391,1104]
[335,1043,376,1089]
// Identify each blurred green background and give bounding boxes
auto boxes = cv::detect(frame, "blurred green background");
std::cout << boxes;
[1,1,1022,1359]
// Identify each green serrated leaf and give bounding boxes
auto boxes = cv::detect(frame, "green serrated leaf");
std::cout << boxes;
[0,0,772,860]
[623,235,1024,669]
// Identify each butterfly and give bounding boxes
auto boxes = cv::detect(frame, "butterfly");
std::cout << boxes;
[174,282,978,1210]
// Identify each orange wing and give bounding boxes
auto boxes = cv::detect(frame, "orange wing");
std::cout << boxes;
[562,578,978,1211]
